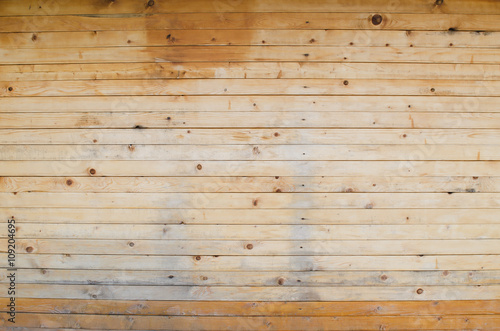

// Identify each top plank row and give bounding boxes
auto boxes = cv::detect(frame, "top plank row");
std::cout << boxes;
[1,0,500,16]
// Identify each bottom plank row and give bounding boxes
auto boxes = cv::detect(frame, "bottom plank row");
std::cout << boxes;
[0,313,499,330]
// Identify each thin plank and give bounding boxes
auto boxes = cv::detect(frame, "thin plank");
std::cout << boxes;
[9,224,500,240]
[1,270,499,287]
[3,111,500,128]
[1,96,497,112]
[6,239,500,255]
[2,13,500,32]
[0,175,495,193]
[2,208,497,224]
[2,129,500,145]
[1,299,498,316]
[2,313,500,330]
[0,161,499,177]
[1,46,499,65]
[2,62,500,82]
[2,0,499,15]
[2,284,499,301]
[3,30,500,48]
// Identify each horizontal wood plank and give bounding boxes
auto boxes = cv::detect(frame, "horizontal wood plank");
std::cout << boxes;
[5,239,500,255]
[0,160,499,177]
[2,313,500,330]
[2,13,500,32]
[2,95,497,112]
[2,46,499,65]
[0,175,495,193]
[1,284,499,301]
[2,208,497,224]
[3,30,500,49]
[3,111,500,128]
[2,0,499,15]
[0,299,498,316]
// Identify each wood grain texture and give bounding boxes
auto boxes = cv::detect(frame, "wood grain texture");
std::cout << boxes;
[2,13,500,32]
[1,1,499,329]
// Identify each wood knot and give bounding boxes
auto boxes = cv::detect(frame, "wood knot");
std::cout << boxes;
[371,14,383,26]
[343,80,349,85]
[246,243,253,250]
[430,88,436,92]
[443,270,449,276]
[88,168,96,175]
[274,132,280,137]
[168,275,174,279]
[252,146,260,155]
[201,276,208,280]
[277,278,285,285]
[402,134,407,138]
[274,188,282,193]
[8,87,13,92]
[31,34,37,41]
[66,179,73,186]
[26,246,34,253]
[380,274,388,281]
[416,288,424,294]
[128,242,135,247]
[196,164,202,170]
[345,188,354,193]
[435,0,443,5]
[194,256,201,261]
[147,0,155,6]
[252,199,258,206]
[365,203,374,209]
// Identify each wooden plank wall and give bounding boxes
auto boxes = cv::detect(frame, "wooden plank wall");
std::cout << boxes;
[1,0,500,329]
